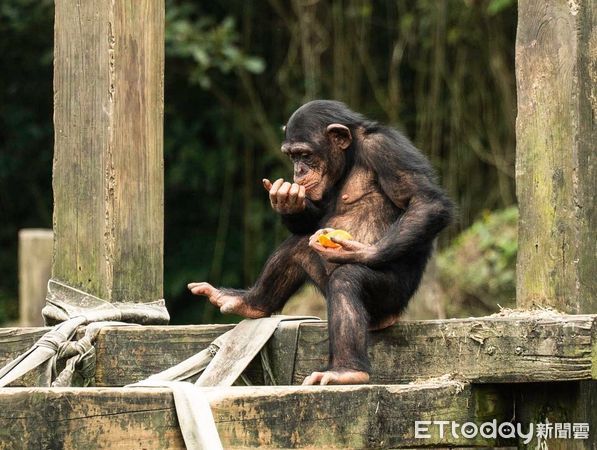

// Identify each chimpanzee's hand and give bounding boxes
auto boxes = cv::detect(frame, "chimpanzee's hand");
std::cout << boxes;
[263,178,306,214]
[308,229,377,264]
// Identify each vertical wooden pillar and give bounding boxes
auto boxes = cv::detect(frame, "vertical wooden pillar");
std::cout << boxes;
[515,1,596,448]
[50,0,167,321]
[516,0,596,313]
[18,229,53,326]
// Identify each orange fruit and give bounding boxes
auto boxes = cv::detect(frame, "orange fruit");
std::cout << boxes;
[317,229,353,248]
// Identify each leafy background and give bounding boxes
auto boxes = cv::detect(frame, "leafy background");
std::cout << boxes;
[0,0,517,325]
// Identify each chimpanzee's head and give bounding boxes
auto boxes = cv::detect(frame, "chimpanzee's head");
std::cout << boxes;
[282,100,364,201]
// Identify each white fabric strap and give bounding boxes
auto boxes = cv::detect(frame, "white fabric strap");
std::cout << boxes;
[131,315,321,450]
[135,380,223,450]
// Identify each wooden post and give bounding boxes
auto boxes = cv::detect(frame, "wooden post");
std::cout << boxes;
[515,0,596,448]
[50,0,168,321]
[516,0,596,313]
[18,229,53,326]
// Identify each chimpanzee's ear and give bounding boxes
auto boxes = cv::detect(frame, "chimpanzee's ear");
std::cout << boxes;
[326,124,352,150]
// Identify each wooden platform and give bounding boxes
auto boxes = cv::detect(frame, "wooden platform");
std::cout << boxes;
[0,312,593,448]
[0,381,513,449]
[1,312,595,387]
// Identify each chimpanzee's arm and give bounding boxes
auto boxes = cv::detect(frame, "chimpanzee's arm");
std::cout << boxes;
[281,199,323,235]
[363,130,453,266]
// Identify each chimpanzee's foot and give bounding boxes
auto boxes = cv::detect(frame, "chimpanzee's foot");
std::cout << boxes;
[301,370,370,386]
[187,282,269,319]
[369,314,400,331]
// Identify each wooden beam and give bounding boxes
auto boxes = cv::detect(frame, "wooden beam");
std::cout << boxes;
[0,327,50,387]
[93,313,596,386]
[18,229,53,326]
[2,313,594,387]
[52,0,165,308]
[515,0,596,312]
[92,324,268,386]
[288,313,597,385]
[0,382,513,449]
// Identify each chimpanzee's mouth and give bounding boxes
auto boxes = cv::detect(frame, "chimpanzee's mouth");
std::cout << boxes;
[301,182,318,192]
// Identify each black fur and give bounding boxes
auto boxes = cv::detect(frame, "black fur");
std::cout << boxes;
[234,100,453,375]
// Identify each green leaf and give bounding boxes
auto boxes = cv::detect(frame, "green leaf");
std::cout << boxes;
[244,57,265,74]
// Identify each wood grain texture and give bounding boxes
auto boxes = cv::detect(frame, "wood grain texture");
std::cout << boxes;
[515,0,596,312]
[52,0,164,303]
[515,3,596,448]
[288,313,597,385]
[516,380,597,450]
[18,229,53,326]
[0,327,50,387]
[93,324,240,386]
[1,313,594,387]
[89,313,597,386]
[0,382,513,449]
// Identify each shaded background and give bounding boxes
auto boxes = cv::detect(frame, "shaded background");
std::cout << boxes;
[0,0,518,325]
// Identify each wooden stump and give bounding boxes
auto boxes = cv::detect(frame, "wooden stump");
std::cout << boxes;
[18,229,53,326]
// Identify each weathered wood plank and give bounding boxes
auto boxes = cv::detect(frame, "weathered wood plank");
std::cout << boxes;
[91,312,596,386]
[52,0,165,305]
[0,327,50,387]
[18,229,53,327]
[289,312,597,385]
[0,382,513,449]
[515,0,596,312]
[1,313,594,387]
[93,324,248,385]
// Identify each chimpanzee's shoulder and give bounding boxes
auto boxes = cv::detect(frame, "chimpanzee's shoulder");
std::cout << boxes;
[360,126,434,176]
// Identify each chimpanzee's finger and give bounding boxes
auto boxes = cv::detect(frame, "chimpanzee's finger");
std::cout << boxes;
[320,372,337,385]
[297,185,307,209]
[308,235,321,248]
[330,237,361,250]
[329,236,351,248]
[288,183,300,205]
[308,228,328,245]
[262,178,273,191]
[187,282,216,298]
[302,372,325,385]
[277,182,292,203]
[269,178,285,204]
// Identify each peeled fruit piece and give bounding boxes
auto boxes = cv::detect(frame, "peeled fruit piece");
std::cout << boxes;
[317,229,353,248]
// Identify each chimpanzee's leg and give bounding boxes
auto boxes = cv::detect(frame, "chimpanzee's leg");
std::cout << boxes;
[188,235,324,317]
[302,259,425,385]
[302,264,372,385]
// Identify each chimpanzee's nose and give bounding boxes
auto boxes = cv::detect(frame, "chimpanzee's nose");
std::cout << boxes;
[294,168,307,183]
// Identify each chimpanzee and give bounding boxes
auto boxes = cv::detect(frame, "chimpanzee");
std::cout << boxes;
[188,100,453,385]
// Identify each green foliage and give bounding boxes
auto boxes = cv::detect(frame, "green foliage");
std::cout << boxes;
[437,207,518,316]
[166,2,264,88]
[488,0,516,15]
[0,0,519,324]
[0,0,54,324]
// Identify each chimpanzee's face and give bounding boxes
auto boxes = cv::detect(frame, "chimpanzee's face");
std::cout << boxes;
[281,138,330,201]
[282,123,345,201]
